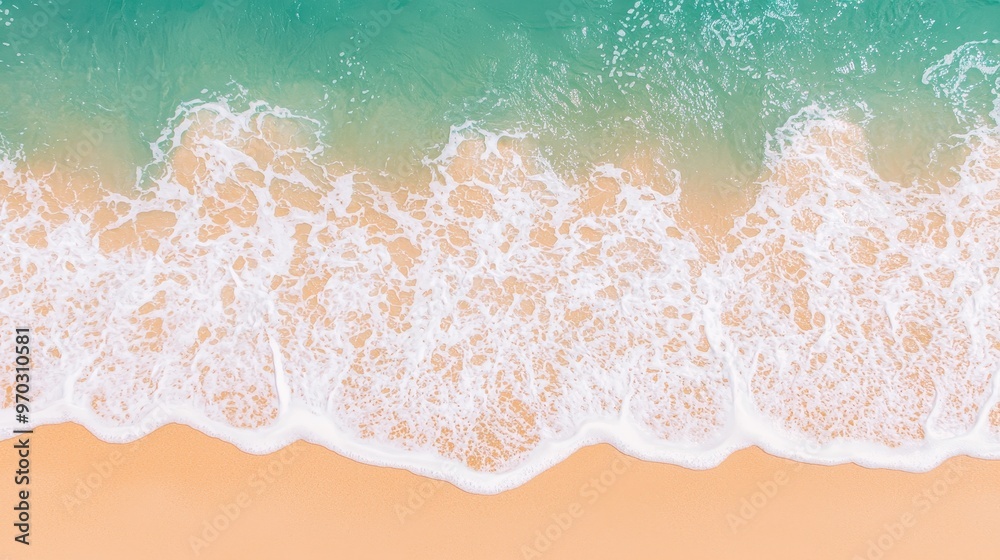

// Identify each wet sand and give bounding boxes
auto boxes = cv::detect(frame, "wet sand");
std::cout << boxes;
[1,423,999,559]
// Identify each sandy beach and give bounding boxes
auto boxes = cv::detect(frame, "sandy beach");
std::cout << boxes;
[0,423,998,559]
[2,113,1000,559]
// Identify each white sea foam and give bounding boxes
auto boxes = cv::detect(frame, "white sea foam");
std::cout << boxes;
[1,99,999,493]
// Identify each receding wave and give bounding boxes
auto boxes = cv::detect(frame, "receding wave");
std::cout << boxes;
[1,100,999,492]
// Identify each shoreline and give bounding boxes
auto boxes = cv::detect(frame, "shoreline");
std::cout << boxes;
[3,422,999,559]
[13,403,1000,495]
[2,110,1000,492]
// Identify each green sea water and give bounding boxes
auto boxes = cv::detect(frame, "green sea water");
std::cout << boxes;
[1,0,998,186]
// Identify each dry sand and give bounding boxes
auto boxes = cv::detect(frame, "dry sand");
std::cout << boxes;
[1,424,999,559]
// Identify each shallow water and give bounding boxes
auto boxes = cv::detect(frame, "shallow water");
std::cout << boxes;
[3,0,997,177]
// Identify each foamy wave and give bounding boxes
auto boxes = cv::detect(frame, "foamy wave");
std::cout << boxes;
[1,100,999,492]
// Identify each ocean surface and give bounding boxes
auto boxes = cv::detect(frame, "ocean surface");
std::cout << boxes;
[1,0,999,492]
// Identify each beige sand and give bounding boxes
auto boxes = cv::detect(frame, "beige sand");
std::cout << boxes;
[1,423,998,559]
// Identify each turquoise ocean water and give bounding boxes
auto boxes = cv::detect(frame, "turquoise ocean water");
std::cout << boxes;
[1,0,997,185]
